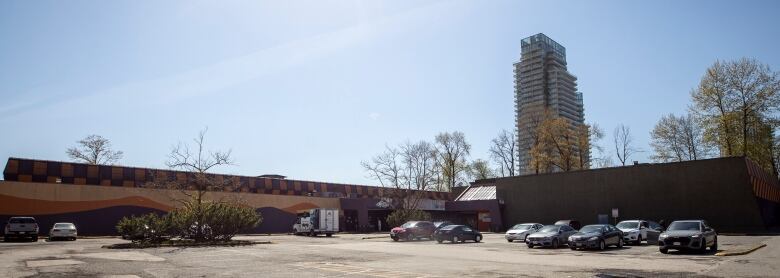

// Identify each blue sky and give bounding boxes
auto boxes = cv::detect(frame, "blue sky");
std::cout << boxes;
[1,0,779,185]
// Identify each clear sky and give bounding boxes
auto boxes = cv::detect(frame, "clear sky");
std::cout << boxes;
[1,0,779,185]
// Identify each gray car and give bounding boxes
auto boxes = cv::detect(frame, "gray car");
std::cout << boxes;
[658,220,717,254]
[505,223,543,242]
[526,225,577,248]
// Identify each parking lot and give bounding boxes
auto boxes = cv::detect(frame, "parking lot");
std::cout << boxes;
[1,233,778,277]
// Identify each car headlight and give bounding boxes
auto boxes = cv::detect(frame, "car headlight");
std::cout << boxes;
[659,234,668,239]
[568,236,574,241]
[630,230,640,235]
[692,234,700,238]
[589,237,599,241]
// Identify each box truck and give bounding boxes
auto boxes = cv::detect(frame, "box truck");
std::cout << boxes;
[292,208,339,237]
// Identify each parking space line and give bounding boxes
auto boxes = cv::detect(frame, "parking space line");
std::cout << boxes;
[291,262,438,278]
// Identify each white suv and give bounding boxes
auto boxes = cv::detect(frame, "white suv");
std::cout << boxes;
[616,220,663,245]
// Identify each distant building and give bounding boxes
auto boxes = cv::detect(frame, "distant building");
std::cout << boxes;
[514,33,586,174]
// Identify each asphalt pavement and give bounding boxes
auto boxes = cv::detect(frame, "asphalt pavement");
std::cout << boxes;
[0,233,777,277]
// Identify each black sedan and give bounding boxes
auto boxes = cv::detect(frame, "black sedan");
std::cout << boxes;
[568,224,624,250]
[434,225,482,243]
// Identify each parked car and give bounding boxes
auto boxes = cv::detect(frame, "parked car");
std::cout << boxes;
[616,220,663,245]
[554,220,581,230]
[526,224,577,248]
[49,223,78,241]
[390,221,436,241]
[568,224,623,250]
[434,225,482,243]
[433,221,455,231]
[3,217,39,242]
[658,220,717,254]
[505,223,543,242]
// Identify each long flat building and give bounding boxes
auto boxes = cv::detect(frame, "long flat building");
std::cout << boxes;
[469,156,780,233]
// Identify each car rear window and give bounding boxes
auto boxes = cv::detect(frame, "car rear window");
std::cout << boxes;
[54,223,75,229]
[9,218,36,224]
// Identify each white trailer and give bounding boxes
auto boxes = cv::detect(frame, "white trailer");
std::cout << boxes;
[292,208,339,237]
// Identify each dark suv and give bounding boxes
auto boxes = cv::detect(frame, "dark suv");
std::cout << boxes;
[658,220,717,254]
[390,221,435,241]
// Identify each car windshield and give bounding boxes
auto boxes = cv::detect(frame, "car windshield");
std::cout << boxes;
[616,221,639,229]
[668,222,701,231]
[54,223,75,229]
[579,225,603,233]
[9,218,36,224]
[511,224,533,230]
[538,225,559,233]
[401,222,417,228]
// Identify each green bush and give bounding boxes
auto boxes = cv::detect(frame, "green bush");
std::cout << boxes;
[116,213,173,243]
[201,202,262,241]
[116,201,262,243]
[386,209,431,228]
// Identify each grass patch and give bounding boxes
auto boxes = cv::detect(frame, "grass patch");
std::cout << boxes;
[103,239,271,249]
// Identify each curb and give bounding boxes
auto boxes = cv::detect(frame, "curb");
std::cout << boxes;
[715,244,766,256]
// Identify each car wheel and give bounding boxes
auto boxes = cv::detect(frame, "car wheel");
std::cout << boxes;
[659,247,668,254]
[72,237,77,241]
[452,236,460,243]
[406,233,414,241]
[618,238,623,248]
[436,239,443,244]
[598,240,605,250]
[710,237,718,252]
[392,237,399,242]
[570,246,577,250]
[507,239,513,242]
[527,243,534,249]
[475,235,482,242]
[699,239,707,253]
[3,236,9,242]
[552,239,559,249]
[326,233,332,237]
[32,236,38,242]
[636,235,642,246]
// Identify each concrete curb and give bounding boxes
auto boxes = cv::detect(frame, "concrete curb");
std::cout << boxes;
[715,244,767,256]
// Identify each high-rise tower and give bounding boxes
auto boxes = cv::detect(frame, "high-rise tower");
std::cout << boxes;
[514,33,586,174]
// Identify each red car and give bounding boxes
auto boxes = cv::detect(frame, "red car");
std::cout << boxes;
[390,221,436,241]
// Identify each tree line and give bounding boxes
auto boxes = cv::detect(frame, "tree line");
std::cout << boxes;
[650,58,780,176]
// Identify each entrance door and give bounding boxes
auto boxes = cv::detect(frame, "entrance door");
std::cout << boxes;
[343,210,358,232]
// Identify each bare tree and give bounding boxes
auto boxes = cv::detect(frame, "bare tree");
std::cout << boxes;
[468,159,495,180]
[362,141,439,210]
[146,128,235,240]
[489,130,516,177]
[650,114,712,162]
[434,131,471,191]
[614,124,639,166]
[399,141,439,209]
[67,135,124,165]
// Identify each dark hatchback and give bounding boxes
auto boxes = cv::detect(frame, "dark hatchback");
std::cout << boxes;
[434,225,482,243]
[390,221,436,241]
[568,224,624,250]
